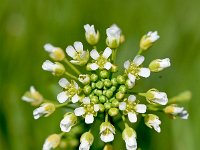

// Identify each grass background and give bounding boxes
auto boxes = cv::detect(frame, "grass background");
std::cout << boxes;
[0,0,200,149]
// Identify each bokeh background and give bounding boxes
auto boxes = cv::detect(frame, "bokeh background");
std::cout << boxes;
[0,0,200,150]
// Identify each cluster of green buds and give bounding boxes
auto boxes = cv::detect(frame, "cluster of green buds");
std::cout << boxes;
[22,24,191,150]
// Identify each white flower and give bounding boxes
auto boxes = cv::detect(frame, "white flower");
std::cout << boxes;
[22,86,43,106]
[106,24,121,48]
[122,127,137,150]
[164,105,189,119]
[140,31,160,50]
[146,89,168,105]
[119,95,146,123]
[33,103,55,119]
[89,47,112,70]
[149,58,171,72]
[66,41,89,65]
[84,24,99,45]
[60,113,77,132]
[79,132,94,150]
[74,97,99,124]
[145,114,161,133]
[124,55,150,84]
[78,74,90,85]
[44,43,65,61]
[43,134,60,150]
[100,122,115,143]
[57,78,80,103]
[42,60,65,76]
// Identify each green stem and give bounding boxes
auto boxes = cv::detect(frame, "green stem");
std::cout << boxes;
[137,49,143,55]
[65,72,78,81]
[64,58,81,75]
[111,48,117,64]
[105,113,108,122]
[56,101,71,108]
[122,115,129,128]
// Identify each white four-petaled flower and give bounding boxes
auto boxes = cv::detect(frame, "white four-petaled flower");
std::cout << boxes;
[149,58,171,72]
[79,132,94,150]
[146,89,168,105]
[119,95,146,123]
[43,134,60,150]
[145,114,161,133]
[164,105,189,119]
[42,60,65,76]
[89,47,112,70]
[122,127,137,150]
[84,24,99,45]
[100,122,115,143]
[33,103,55,119]
[106,24,121,48]
[60,113,77,132]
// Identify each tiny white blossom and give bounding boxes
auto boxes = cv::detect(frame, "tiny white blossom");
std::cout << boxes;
[43,134,60,150]
[122,127,137,150]
[78,74,90,85]
[66,41,89,65]
[106,24,121,48]
[145,114,161,133]
[33,103,55,119]
[79,132,94,150]
[60,113,77,132]
[164,105,189,119]
[84,24,99,45]
[149,58,171,72]
[42,60,65,76]
[146,89,168,105]
[100,122,115,143]
[124,55,150,84]
[89,47,112,70]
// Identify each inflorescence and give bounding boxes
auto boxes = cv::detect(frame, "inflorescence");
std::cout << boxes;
[22,24,190,150]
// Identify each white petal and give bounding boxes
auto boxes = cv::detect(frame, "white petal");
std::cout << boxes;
[128,73,136,83]
[66,45,76,58]
[104,62,112,70]
[90,49,100,60]
[138,68,150,78]
[57,92,69,103]
[42,60,54,71]
[90,63,99,70]
[128,112,137,123]
[124,60,130,69]
[82,97,90,104]
[60,117,71,132]
[102,47,112,59]
[119,102,127,110]
[74,41,83,52]
[135,104,146,113]
[74,107,85,116]
[94,104,100,112]
[85,114,94,124]
[79,140,90,150]
[128,95,136,102]
[133,55,145,66]
[100,133,114,143]
[58,78,69,88]
[84,24,91,32]
[44,43,54,52]
[71,94,79,103]
[160,58,171,68]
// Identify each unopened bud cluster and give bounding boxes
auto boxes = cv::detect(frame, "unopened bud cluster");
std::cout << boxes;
[22,24,190,150]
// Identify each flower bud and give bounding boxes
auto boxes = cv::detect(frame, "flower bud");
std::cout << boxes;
[103,144,113,150]
[111,65,118,73]
[43,134,61,150]
[22,86,43,106]
[60,112,77,132]
[42,60,65,76]
[100,122,115,143]
[104,102,111,110]
[116,92,125,100]
[164,105,189,119]
[78,74,90,85]
[100,70,109,78]
[149,58,171,72]
[140,31,160,50]
[108,108,119,116]
[144,114,161,133]
[33,103,55,119]
[117,75,125,84]
[104,79,112,87]
[145,89,168,105]
[122,126,137,150]
[83,85,92,95]
[44,43,65,61]
[84,24,99,45]
[79,132,94,150]
[90,74,98,82]
[96,81,104,89]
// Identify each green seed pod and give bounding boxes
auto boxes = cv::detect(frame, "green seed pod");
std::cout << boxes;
[99,95,106,103]
[111,78,118,86]
[100,70,109,78]
[106,90,113,98]
[104,102,111,109]
[111,99,119,107]
[119,85,127,93]
[96,81,104,89]
[117,75,126,84]
[99,104,105,112]
[90,74,98,82]
[116,92,125,100]
[83,85,92,95]
[108,108,119,116]
[104,79,112,87]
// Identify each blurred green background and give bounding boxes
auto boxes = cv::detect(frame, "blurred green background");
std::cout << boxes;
[0,0,200,149]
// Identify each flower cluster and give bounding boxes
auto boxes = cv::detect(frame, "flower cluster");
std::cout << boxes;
[22,24,190,150]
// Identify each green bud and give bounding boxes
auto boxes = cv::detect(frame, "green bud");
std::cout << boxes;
[103,90,107,95]
[116,92,125,100]
[111,99,119,107]
[119,85,126,93]
[110,86,116,92]
[96,81,104,89]
[99,95,106,103]
[106,90,113,98]
[104,102,111,109]
[91,96,99,103]
[108,108,119,116]
[104,79,112,87]
[100,70,109,78]
[83,85,92,95]
[91,82,96,89]
[86,63,92,71]
[95,90,103,96]
[99,104,105,112]
[117,75,125,84]
[111,65,118,73]
[111,78,118,86]
[109,97,115,103]
[90,74,98,82]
